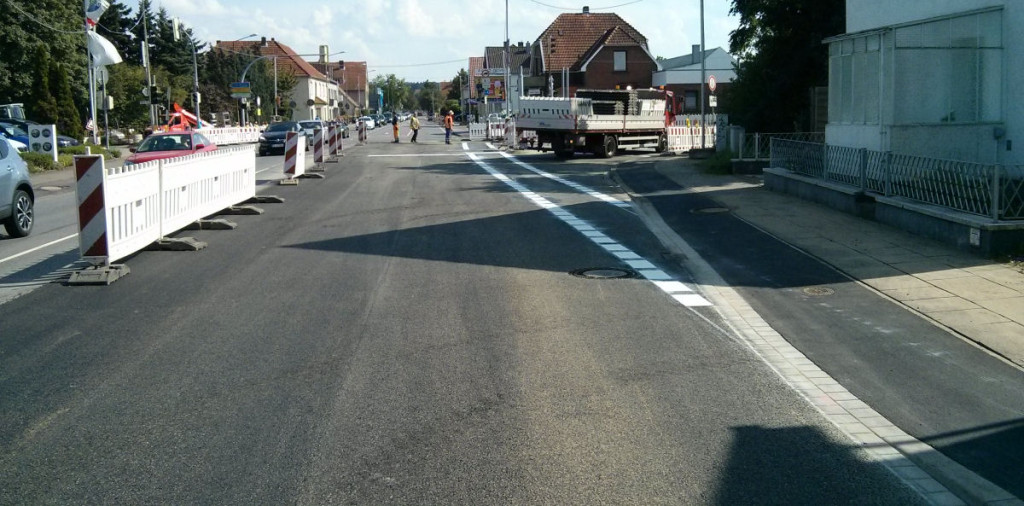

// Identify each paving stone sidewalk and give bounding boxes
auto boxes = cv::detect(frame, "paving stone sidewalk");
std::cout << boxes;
[650,158,1024,369]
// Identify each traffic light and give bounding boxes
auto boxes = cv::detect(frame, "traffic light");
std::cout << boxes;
[150,86,165,104]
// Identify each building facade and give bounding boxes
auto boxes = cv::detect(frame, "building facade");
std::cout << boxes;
[826,1,1021,165]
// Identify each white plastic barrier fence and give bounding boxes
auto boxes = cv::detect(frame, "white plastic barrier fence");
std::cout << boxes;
[74,146,256,265]
[666,125,717,153]
[283,131,306,179]
[199,126,261,146]
[487,121,506,140]
[160,146,257,233]
[469,122,486,140]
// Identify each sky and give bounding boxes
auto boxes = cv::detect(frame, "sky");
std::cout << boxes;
[157,0,740,83]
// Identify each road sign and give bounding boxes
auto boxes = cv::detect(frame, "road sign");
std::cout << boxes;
[708,75,717,93]
[230,81,251,98]
[709,95,718,107]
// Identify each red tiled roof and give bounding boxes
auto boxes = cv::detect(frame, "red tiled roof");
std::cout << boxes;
[213,38,328,80]
[578,26,646,68]
[535,12,648,72]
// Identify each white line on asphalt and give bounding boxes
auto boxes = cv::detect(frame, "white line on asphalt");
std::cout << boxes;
[485,142,631,210]
[0,233,77,266]
[367,153,468,157]
[464,150,711,307]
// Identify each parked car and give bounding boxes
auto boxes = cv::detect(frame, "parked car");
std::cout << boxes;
[123,131,217,166]
[357,116,376,130]
[0,132,26,152]
[298,120,324,145]
[1,120,79,147]
[0,137,34,237]
[257,121,304,156]
[0,122,29,147]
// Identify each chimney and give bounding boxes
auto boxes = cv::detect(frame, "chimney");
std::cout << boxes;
[583,6,590,14]
[692,44,701,64]
[260,36,267,46]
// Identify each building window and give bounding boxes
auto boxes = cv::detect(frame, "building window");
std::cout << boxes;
[613,51,626,71]
[684,90,698,111]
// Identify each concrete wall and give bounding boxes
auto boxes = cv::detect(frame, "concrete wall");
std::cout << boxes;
[765,167,1024,257]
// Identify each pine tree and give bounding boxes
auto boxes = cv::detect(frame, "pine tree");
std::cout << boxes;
[52,63,85,141]
[28,46,60,124]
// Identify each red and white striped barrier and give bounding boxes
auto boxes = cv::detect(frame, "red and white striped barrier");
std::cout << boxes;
[312,128,325,165]
[73,146,257,267]
[487,121,506,140]
[283,131,306,179]
[328,125,338,157]
[75,155,113,263]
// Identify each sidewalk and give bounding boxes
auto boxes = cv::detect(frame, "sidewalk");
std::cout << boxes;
[643,157,1024,369]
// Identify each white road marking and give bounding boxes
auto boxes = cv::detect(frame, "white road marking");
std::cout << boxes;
[0,234,77,266]
[464,150,711,307]
[368,153,468,157]
[486,142,631,210]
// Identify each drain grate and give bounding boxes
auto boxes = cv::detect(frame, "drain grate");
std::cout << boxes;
[802,286,836,296]
[570,267,639,279]
[691,207,731,214]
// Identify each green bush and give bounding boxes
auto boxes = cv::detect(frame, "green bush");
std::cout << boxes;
[701,149,735,175]
[19,152,64,173]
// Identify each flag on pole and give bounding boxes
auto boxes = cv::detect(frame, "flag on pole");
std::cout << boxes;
[84,0,109,27]
[86,31,123,66]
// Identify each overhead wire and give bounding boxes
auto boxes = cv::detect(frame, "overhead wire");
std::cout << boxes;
[0,0,82,34]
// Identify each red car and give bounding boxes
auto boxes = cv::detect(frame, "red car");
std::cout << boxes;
[123,131,217,166]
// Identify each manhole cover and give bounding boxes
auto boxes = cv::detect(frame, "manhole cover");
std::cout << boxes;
[570,267,638,279]
[691,207,731,214]
[803,286,836,296]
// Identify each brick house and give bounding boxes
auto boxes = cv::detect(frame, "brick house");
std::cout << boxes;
[525,7,659,96]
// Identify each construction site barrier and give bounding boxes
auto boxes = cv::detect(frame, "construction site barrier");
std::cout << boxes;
[283,131,306,179]
[312,128,325,165]
[328,125,339,157]
[198,126,261,146]
[487,121,506,140]
[666,125,717,153]
[73,146,257,265]
[469,122,486,140]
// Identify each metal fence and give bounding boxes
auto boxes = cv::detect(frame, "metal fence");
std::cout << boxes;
[770,138,1024,220]
[735,132,825,160]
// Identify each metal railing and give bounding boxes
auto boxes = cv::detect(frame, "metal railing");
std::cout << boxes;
[770,138,1024,220]
[736,132,825,160]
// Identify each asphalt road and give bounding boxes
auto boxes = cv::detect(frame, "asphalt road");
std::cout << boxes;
[1,127,927,503]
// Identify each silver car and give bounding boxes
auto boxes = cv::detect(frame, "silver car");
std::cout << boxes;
[0,137,33,237]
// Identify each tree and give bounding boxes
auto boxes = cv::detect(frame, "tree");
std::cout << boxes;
[446,69,469,102]
[28,47,59,124]
[52,63,85,140]
[726,0,845,132]
[0,0,86,112]
[418,81,443,114]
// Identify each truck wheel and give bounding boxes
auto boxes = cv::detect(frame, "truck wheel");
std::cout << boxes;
[597,136,617,158]
[655,133,667,153]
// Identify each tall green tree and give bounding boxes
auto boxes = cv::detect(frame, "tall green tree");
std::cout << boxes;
[418,81,442,114]
[726,0,845,132]
[52,63,85,140]
[0,0,86,111]
[28,46,60,123]
[447,69,469,102]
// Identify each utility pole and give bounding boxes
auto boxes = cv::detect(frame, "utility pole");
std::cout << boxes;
[699,0,706,149]
[143,12,155,127]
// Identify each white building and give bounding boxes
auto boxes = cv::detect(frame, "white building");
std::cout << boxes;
[826,1,1021,165]
[652,46,736,113]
